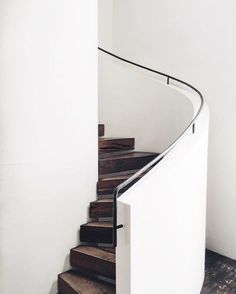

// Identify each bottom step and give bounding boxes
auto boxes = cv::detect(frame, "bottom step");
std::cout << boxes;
[58,270,115,294]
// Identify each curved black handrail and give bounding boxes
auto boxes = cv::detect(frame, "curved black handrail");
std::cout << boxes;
[98,47,204,247]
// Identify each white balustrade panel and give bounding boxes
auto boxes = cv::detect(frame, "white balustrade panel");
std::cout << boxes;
[117,104,209,294]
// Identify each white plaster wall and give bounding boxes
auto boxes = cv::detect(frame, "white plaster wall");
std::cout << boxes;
[99,48,208,293]
[99,52,194,153]
[111,0,236,259]
[98,0,113,50]
[117,104,209,294]
[0,1,97,293]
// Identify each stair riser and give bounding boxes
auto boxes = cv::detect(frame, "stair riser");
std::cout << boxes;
[97,194,113,200]
[99,154,157,174]
[58,278,77,294]
[97,175,142,195]
[90,202,113,218]
[80,226,113,244]
[70,251,115,279]
[99,138,134,153]
[98,178,128,189]
[97,178,126,194]
[58,271,115,294]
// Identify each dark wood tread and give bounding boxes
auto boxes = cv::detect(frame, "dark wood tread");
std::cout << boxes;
[97,169,140,195]
[70,246,115,279]
[58,270,115,294]
[90,199,113,218]
[57,124,160,292]
[97,194,114,200]
[99,137,135,153]
[80,222,113,244]
[99,169,139,180]
[99,150,134,159]
[99,151,158,174]
[98,124,105,137]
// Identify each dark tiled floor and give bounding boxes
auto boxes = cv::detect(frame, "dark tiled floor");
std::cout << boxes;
[201,250,236,293]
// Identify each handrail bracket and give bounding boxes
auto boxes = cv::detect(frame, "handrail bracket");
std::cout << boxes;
[117,225,124,229]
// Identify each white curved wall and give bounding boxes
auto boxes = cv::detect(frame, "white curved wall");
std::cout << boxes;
[99,52,194,153]
[99,49,208,293]
[98,0,113,50]
[0,1,97,293]
[117,103,209,294]
[99,0,236,259]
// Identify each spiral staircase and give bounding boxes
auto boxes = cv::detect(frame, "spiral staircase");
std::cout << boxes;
[58,124,158,293]
[57,48,209,294]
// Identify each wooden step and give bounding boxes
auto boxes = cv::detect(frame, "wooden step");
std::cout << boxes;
[99,137,135,153]
[97,169,140,195]
[70,246,115,279]
[58,270,115,294]
[80,222,113,244]
[90,199,113,218]
[99,150,133,159]
[97,194,114,200]
[99,151,158,174]
[98,124,105,137]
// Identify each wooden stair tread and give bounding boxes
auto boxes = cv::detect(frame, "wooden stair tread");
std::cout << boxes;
[70,246,115,279]
[99,169,139,181]
[102,247,115,254]
[58,270,115,294]
[99,150,156,160]
[82,222,113,228]
[110,151,156,159]
[99,137,135,153]
[99,137,132,141]
[97,169,140,195]
[93,199,113,203]
[99,150,134,159]
[99,151,158,174]
[97,167,154,196]
[97,194,114,200]
[72,246,115,264]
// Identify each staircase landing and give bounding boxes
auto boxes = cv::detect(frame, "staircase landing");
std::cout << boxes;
[201,250,236,293]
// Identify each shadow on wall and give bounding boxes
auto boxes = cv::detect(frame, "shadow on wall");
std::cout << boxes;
[49,196,93,293]
[49,281,57,294]
[49,254,71,294]
[50,226,82,294]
